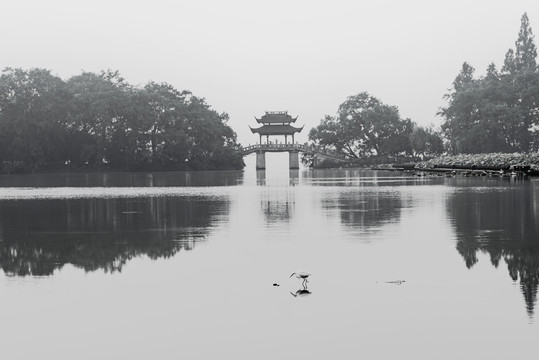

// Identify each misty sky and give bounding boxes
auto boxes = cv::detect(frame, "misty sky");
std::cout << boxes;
[2,0,538,144]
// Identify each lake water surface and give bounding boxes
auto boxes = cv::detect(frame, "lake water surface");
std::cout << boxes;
[1,160,538,359]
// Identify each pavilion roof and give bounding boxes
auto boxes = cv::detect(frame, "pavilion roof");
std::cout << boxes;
[249,124,304,135]
[255,111,298,124]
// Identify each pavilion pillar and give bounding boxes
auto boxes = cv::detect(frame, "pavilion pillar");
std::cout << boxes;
[289,151,299,169]
[256,151,266,170]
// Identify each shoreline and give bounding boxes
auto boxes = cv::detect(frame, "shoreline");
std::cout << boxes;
[372,152,539,177]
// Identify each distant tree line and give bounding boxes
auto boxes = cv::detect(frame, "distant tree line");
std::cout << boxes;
[440,13,539,154]
[309,13,539,161]
[0,68,244,173]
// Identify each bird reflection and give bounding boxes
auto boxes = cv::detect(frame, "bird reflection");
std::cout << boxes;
[290,283,312,298]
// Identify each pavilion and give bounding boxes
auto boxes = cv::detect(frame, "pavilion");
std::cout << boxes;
[249,111,304,145]
[248,111,304,169]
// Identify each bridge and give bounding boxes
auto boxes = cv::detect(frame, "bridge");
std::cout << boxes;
[242,143,349,169]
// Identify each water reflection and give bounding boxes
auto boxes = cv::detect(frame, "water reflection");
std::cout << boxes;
[320,189,405,236]
[0,196,229,276]
[256,170,266,186]
[338,192,403,229]
[260,189,295,225]
[447,182,539,317]
[301,168,438,186]
[0,170,244,187]
[255,170,300,186]
[290,285,312,298]
[289,170,299,186]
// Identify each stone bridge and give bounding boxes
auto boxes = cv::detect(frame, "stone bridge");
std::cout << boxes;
[241,143,349,169]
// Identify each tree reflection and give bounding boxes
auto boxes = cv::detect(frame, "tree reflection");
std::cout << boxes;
[447,184,539,317]
[324,191,404,234]
[0,197,228,276]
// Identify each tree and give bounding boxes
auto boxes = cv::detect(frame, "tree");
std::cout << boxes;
[514,13,537,72]
[439,62,481,153]
[0,68,71,171]
[452,62,476,93]
[440,62,519,154]
[135,82,191,169]
[182,95,243,170]
[307,115,343,153]
[134,84,244,170]
[0,68,245,172]
[409,125,443,158]
[500,13,539,151]
[379,133,412,157]
[309,92,413,158]
[65,71,134,168]
[440,14,539,154]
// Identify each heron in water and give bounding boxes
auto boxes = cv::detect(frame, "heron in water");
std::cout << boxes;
[290,271,311,287]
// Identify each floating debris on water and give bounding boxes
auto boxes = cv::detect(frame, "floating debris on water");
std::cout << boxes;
[385,280,406,285]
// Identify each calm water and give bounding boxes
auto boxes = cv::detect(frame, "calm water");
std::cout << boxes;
[1,160,539,359]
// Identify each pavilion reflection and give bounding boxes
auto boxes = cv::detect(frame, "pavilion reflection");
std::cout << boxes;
[255,170,300,186]
[446,183,539,318]
[259,189,295,225]
[289,170,299,186]
[0,196,229,276]
[256,170,266,186]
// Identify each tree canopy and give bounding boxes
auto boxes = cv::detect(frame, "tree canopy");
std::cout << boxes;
[308,92,442,160]
[0,68,244,173]
[440,13,539,154]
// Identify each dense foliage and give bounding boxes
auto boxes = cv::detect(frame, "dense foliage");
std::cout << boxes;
[0,68,244,172]
[308,92,443,160]
[439,13,539,154]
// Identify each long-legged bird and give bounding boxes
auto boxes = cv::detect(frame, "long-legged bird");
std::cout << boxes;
[290,271,311,286]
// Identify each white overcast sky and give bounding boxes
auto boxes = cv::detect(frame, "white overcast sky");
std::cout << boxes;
[1,0,538,144]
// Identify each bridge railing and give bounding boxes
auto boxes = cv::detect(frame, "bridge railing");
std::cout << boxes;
[242,143,300,151]
[242,143,348,161]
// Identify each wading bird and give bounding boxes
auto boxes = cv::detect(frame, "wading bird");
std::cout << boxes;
[290,271,311,286]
